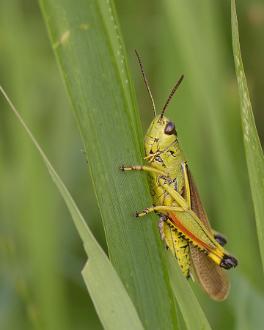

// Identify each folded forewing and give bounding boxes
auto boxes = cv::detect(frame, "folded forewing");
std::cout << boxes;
[187,168,230,301]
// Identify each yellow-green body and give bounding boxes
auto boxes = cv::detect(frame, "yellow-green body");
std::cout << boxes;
[145,115,223,276]
[145,117,191,276]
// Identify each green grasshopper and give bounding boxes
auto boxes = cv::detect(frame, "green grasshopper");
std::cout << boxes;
[121,51,237,301]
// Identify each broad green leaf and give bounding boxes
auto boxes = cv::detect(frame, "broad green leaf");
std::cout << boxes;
[39,0,179,328]
[0,87,144,330]
[166,253,211,330]
[231,0,264,272]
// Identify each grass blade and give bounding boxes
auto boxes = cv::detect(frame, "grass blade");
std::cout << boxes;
[231,0,264,272]
[166,254,211,330]
[82,257,142,330]
[39,0,179,328]
[0,87,144,330]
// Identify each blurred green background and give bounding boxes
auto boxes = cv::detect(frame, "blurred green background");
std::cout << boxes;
[1,0,264,329]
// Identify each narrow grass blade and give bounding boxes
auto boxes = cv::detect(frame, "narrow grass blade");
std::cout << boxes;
[166,253,211,330]
[231,0,264,272]
[82,256,143,330]
[0,87,144,330]
[39,0,179,328]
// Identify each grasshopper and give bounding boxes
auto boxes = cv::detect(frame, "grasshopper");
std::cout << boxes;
[120,51,237,301]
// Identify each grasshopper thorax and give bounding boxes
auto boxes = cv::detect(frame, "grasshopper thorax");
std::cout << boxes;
[144,115,179,161]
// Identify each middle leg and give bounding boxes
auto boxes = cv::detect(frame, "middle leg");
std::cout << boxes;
[135,205,185,217]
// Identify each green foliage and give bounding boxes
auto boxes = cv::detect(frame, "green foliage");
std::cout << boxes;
[0,87,144,330]
[1,0,264,329]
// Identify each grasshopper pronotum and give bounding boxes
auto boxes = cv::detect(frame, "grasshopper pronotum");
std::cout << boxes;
[121,51,237,301]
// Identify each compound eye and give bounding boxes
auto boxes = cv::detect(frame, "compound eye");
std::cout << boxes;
[164,121,176,135]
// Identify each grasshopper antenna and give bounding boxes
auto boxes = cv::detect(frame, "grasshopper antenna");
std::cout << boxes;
[135,50,156,116]
[160,74,184,119]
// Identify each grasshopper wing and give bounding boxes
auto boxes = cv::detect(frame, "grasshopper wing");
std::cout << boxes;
[187,169,230,301]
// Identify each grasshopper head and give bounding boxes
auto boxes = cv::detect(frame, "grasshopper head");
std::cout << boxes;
[144,115,178,158]
[134,51,184,161]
